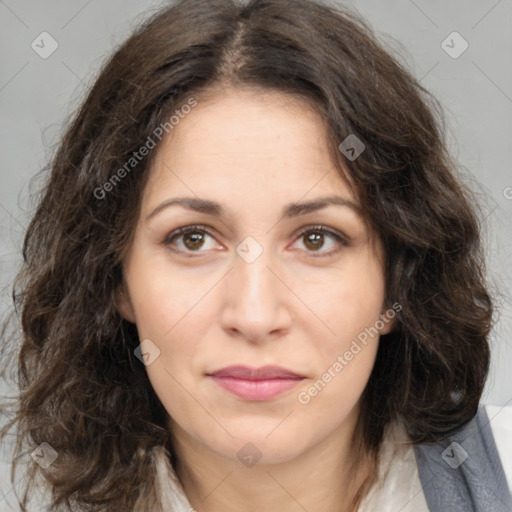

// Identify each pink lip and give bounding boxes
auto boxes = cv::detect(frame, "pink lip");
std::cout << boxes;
[207,365,306,401]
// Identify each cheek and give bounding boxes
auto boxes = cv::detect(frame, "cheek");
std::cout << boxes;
[297,344,377,440]
[126,250,210,341]
[297,275,383,418]
[126,258,213,406]
[307,251,386,349]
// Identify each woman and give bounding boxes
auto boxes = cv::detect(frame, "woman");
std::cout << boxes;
[1,0,510,510]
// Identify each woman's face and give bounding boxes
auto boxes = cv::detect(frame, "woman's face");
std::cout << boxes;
[118,88,393,465]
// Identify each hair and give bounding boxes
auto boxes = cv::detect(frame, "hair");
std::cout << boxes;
[0,0,493,510]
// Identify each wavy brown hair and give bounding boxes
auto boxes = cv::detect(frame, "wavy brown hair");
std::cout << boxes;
[1,0,493,510]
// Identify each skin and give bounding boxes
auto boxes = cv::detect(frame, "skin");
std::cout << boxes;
[117,87,394,512]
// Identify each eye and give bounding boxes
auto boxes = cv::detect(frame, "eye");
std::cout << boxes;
[162,225,221,254]
[162,224,349,257]
[292,225,349,258]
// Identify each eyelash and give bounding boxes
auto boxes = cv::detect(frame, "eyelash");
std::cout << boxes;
[162,224,349,258]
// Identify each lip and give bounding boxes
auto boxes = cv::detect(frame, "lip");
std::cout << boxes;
[207,365,306,401]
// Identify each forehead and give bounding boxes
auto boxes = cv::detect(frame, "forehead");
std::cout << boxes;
[143,87,356,211]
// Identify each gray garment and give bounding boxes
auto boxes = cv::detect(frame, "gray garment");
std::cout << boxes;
[414,406,512,512]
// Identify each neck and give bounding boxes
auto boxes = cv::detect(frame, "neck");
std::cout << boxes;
[168,407,375,512]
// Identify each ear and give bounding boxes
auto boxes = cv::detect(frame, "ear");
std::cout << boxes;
[115,283,137,324]
[378,304,399,335]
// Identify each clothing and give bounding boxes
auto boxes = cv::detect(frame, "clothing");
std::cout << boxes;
[155,405,512,511]
[358,404,512,511]
[413,405,512,511]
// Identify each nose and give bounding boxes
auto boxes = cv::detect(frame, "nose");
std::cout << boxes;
[220,244,292,344]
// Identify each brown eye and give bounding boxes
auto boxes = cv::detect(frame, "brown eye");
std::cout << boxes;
[163,224,348,258]
[303,231,325,251]
[163,225,219,253]
[182,230,206,250]
[294,225,348,258]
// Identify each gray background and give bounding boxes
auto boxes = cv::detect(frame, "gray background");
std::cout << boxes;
[1,0,511,509]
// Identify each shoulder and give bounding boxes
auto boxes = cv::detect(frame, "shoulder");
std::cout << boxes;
[364,405,512,512]
[410,403,512,511]
[358,418,430,512]
[485,403,512,490]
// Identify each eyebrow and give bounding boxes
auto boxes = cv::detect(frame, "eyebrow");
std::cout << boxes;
[146,195,361,221]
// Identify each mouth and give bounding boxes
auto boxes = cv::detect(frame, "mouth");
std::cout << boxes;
[206,365,306,401]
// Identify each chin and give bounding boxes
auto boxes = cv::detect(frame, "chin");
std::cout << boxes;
[204,424,314,466]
